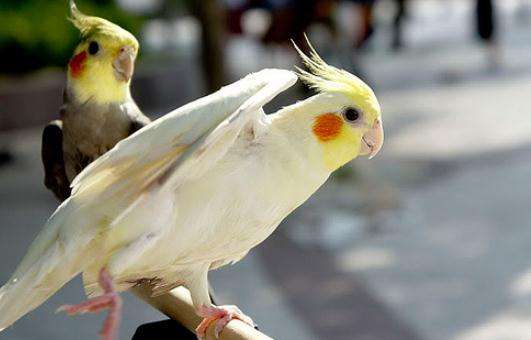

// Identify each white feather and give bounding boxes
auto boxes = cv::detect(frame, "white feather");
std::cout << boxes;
[0,69,302,330]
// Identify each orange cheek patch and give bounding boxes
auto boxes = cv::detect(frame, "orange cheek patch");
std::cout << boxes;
[313,113,343,141]
[69,51,87,78]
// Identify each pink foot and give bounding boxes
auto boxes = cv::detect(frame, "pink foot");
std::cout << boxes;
[57,268,122,340]
[195,305,255,339]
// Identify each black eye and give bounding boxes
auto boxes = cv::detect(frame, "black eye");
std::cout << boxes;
[343,108,361,122]
[88,41,99,55]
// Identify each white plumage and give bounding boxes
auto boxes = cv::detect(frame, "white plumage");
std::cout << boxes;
[0,69,304,326]
[0,53,384,337]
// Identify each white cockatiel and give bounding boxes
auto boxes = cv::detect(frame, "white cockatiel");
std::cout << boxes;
[0,45,383,340]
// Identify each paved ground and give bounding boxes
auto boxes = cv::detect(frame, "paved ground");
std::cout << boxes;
[2,1,531,339]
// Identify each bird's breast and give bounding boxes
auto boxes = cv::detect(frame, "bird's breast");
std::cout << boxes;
[171,137,329,259]
[63,103,135,155]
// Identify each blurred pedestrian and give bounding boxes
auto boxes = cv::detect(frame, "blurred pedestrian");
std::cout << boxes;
[476,0,501,68]
[261,0,335,47]
[391,0,408,50]
[476,0,495,41]
[224,0,247,34]
[261,0,294,45]
[344,0,377,49]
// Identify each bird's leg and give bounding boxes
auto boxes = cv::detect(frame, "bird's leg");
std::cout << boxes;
[195,304,255,339]
[188,268,255,339]
[57,268,122,340]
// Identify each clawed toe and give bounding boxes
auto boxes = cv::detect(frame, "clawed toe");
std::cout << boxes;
[195,305,254,339]
[57,292,119,315]
[57,268,122,340]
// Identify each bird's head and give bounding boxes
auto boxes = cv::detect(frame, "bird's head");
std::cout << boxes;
[292,42,384,172]
[67,1,139,104]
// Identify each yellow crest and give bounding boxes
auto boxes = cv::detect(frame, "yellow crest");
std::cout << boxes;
[293,36,380,117]
[68,0,138,49]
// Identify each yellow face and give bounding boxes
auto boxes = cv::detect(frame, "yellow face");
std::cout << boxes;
[313,108,383,171]
[293,39,383,171]
[68,33,138,104]
[67,2,139,104]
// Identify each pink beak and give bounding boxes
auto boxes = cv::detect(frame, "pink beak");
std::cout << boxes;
[113,45,135,82]
[360,119,384,159]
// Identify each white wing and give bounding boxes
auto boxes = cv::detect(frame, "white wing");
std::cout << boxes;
[71,69,297,202]
[78,68,297,294]
[0,70,298,324]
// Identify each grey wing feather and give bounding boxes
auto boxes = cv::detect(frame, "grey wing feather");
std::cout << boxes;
[41,120,70,201]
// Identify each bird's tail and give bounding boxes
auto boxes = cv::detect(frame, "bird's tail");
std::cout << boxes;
[0,199,95,332]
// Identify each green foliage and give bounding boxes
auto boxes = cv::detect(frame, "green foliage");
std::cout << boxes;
[0,0,144,74]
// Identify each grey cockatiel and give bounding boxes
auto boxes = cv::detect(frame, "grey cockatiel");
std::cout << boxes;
[42,1,149,200]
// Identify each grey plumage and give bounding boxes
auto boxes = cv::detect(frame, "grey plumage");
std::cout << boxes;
[42,89,150,200]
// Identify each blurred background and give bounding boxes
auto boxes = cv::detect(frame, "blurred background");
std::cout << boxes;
[1,0,531,339]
